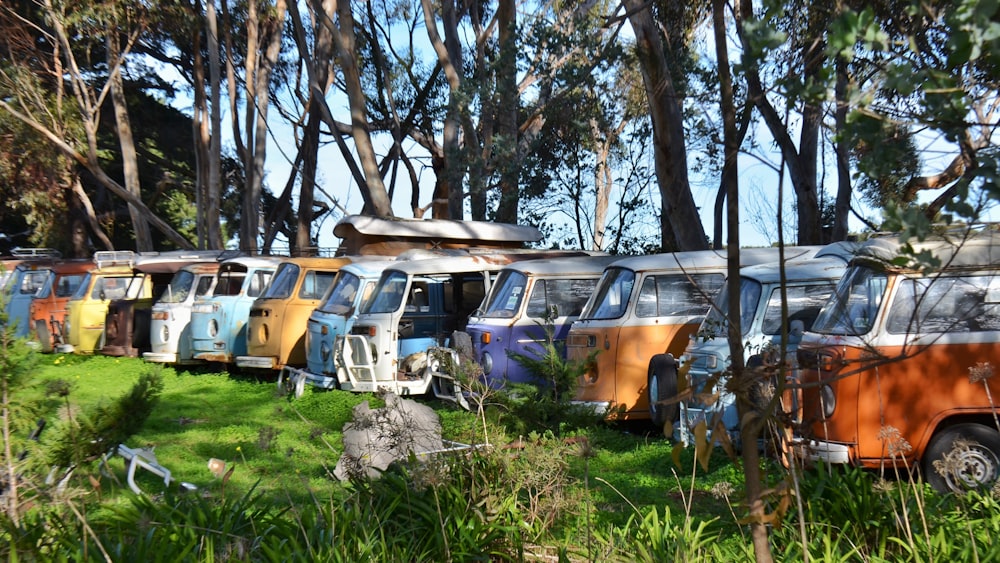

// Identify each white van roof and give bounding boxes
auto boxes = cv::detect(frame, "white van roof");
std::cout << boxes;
[602,246,822,274]
[334,215,543,255]
[738,242,858,284]
[857,230,1000,271]
[496,254,619,277]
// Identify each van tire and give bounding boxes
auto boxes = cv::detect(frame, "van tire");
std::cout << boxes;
[648,354,678,427]
[923,423,1000,493]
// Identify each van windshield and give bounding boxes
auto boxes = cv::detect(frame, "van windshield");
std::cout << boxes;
[262,263,300,299]
[480,270,527,318]
[159,270,196,303]
[317,272,362,315]
[702,279,762,338]
[812,265,888,335]
[580,267,635,320]
[69,273,92,301]
[363,270,408,314]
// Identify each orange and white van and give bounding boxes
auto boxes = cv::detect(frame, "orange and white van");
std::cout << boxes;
[29,258,92,352]
[795,230,1000,492]
[568,247,819,420]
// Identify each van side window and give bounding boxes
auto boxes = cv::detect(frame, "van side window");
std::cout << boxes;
[300,271,337,300]
[56,274,85,298]
[636,274,725,318]
[216,272,246,296]
[527,278,598,319]
[887,275,1000,334]
[247,271,273,297]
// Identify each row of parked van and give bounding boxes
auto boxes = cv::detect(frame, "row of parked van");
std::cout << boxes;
[3,220,999,493]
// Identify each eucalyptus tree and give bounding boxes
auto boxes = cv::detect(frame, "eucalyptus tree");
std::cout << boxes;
[834,0,1000,229]
[619,0,711,251]
[413,0,624,225]
[0,0,194,251]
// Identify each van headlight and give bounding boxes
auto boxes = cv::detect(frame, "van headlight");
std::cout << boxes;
[820,384,836,419]
[481,352,493,375]
[208,319,218,337]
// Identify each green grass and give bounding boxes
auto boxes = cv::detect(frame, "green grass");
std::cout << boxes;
[24,355,741,516]
[11,354,1000,561]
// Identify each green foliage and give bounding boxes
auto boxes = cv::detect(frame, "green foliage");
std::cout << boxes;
[47,368,164,467]
[596,504,721,562]
[503,321,602,434]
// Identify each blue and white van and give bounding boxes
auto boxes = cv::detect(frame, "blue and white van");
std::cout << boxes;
[189,256,283,364]
[675,242,856,440]
[293,259,398,390]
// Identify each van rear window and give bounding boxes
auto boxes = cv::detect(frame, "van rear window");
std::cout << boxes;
[887,275,1000,334]
[635,273,724,318]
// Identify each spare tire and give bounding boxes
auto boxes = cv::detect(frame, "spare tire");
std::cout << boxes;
[648,354,679,426]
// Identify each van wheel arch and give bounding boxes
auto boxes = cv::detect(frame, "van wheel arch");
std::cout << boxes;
[648,354,679,427]
[923,422,1000,494]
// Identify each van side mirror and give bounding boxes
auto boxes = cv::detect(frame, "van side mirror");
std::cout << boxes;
[789,320,804,344]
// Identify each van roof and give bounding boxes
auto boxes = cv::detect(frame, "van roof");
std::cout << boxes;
[272,256,368,270]
[133,250,227,273]
[333,215,543,255]
[496,254,619,276]
[737,242,858,284]
[219,255,286,269]
[385,253,542,276]
[856,230,1000,271]
[740,255,851,284]
[602,246,821,274]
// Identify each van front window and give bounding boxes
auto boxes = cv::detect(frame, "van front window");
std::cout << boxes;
[480,270,527,318]
[318,272,362,315]
[812,265,888,335]
[159,270,196,303]
[262,263,300,299]
[580,268,635,320]
[364,271,408,314]
[702,278,762,338]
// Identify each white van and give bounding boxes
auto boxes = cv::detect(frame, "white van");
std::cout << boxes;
[675,243,855,440]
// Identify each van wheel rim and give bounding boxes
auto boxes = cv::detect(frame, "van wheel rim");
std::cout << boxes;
[945,446,999,491]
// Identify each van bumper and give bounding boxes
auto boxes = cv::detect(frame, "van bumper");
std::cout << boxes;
[794,439,852,465]
[143,352,178,364]
[235,355,278,370]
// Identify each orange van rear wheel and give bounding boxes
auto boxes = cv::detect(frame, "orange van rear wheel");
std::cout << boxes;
[923,423,1000,494]
[648,354,679,428]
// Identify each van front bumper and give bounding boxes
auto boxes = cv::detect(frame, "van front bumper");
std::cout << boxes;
[143,352,178,364]
[235,355,278,370]
[794,439,852,465]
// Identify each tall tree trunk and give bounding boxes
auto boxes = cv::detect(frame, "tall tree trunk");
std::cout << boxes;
[623,0,708,251]
[192,0,209,249]
[107,29,153,251]
[205,0,224,249]
[330,1,393,217]
[737,0,827,246]
[716,0,773,559]
[240,0,287,252]
[493,0,519,224]
[832,55,852,241]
